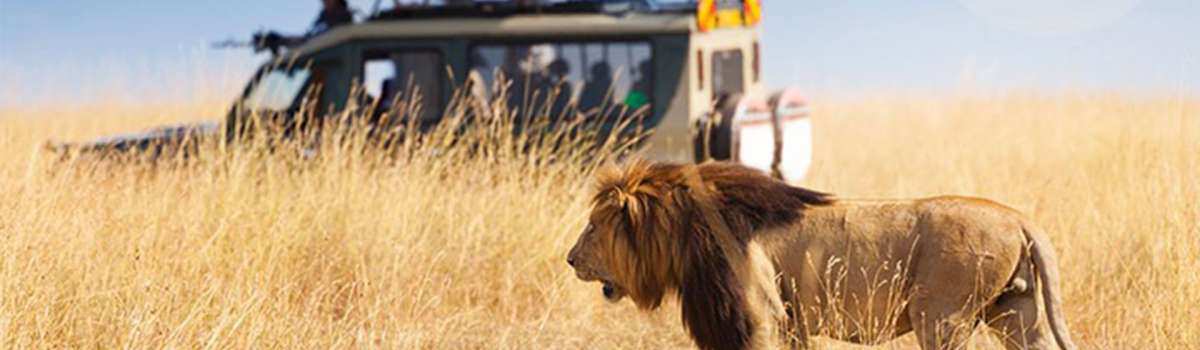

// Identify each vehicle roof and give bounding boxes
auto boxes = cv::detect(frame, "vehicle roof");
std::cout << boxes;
[290,12,694,57]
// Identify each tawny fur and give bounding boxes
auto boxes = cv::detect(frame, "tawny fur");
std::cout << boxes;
[567,160,1076,350]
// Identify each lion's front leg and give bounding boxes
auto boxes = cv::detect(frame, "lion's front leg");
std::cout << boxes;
[745,243,795,349]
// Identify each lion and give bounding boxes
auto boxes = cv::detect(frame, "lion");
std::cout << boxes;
[567,160,1076,350]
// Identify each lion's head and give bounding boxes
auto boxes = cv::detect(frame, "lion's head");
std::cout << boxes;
[567,160,832,310]
[566,160,693,307]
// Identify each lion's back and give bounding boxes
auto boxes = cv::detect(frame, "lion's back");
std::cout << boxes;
[910,196,1029,238]
[905,196,1028,293]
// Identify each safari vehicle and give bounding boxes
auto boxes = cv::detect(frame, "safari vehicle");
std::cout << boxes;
[58,0,814,182]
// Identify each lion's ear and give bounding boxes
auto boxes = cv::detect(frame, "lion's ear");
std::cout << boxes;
[616,189,646,231]
[613,189,631,209]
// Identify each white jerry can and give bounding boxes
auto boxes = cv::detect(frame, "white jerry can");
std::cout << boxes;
[730,89,813,183]
[731,93,776,176]
[771,88,813,183]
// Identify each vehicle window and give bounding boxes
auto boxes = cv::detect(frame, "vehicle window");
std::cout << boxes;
[712,49,745,98]
[244,68,311,112]
[471,41,653,120]
[362,50,444,122]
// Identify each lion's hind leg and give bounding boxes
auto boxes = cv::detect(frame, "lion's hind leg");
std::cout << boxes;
[982,259,1060,350]
[906,294,981,350]
[906,256,997,349]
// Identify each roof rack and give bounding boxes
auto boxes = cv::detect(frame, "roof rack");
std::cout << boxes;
[367,1,696,21]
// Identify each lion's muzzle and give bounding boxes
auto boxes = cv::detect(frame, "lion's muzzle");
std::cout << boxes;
[567,257,626,302]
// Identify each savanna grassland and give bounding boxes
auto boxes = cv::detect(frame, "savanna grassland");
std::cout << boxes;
[0,92,1196,349]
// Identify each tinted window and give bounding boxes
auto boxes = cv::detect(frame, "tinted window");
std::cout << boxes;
[712,49,745,98]
[471,41,653,121]
[362,50,444,122]
[245,68,311,112]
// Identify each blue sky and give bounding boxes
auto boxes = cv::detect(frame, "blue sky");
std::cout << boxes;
[761,0,1198,94]
[1,0,1197,109]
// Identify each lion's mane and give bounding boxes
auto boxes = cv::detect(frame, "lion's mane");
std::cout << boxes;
[591,160,832,350]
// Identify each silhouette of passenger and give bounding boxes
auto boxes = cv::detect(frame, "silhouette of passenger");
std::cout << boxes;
[579,62,613,113]
[546,59,574,120]
[501,47,530,112]
[255,0,354,55]
[626,59,653,109]
[310,0,354,36]
[379,78,397,110]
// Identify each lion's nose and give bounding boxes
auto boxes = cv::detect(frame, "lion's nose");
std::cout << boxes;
[567,256,577,267]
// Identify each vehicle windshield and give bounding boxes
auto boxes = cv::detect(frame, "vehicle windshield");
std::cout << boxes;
[243,66,312,112]
[470,40,653,120]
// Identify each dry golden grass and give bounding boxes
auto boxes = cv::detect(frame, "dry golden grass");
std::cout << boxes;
[0,92,1196,349]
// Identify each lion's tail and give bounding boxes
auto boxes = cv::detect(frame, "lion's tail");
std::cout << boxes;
[1022,223,1077,350]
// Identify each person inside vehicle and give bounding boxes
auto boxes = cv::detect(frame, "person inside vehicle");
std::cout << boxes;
[579,62,613,114]
[625,59,652,109]
[309,0,355,36]
[546,59,574,121]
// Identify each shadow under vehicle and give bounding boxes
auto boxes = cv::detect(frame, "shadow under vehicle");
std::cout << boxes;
[54,0,814,182]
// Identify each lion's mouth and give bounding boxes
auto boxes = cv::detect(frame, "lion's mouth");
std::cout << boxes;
[601,281,626,302]
[572,268,626,302]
